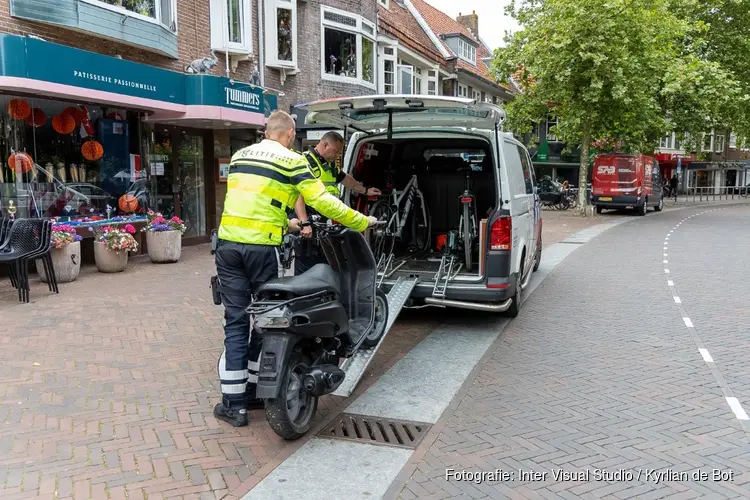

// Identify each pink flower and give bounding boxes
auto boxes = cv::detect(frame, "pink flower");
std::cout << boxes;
[170,216,183,224]
[124,224,136,234]
[153,216,166,225]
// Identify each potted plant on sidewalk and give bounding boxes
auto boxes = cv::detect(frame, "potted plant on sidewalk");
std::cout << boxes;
[142,210,186,263]
[36,224,83,283]
[92,224,138,273]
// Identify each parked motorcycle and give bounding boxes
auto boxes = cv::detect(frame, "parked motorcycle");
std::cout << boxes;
[247,216,389,440]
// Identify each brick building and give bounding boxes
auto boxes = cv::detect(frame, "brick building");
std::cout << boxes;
[376,0,514,104]
[0,0,276,244]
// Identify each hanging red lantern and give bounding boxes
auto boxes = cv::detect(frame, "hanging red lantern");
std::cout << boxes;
[81,140,104,161]
[52,113,76,135]
[63,106,85,126]
[6,99,31,120]
[25,108,47,128]
[8,152,34,173]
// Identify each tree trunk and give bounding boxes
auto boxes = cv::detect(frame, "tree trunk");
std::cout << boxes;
[578,125,591,216]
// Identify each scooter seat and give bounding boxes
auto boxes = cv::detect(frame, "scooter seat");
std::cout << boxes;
[258,264,341,297]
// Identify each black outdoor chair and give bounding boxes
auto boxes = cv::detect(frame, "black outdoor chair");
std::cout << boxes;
[23,220,58,295]
[0,218,53,303]
[0,217,12,249]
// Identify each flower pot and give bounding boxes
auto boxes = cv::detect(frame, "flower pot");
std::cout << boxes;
[94,241,129,273]
[146,230,182,263]
[36,241,81,283]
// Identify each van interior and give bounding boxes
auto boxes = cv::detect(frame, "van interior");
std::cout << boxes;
[348,137,497,281]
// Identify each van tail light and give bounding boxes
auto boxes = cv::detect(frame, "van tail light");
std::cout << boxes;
[490,216,511,251]
[460,196,473,203]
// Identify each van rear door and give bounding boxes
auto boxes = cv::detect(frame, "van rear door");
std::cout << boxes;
[593,156,639,197]
[295,95,506,133]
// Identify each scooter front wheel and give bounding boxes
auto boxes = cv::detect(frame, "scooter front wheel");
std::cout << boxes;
[362,289,390,348]
[265,351,318,440]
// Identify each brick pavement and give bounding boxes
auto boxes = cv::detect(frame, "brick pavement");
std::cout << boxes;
[390,207,750,499]
[0,213,654,499]
[0,245,438,500]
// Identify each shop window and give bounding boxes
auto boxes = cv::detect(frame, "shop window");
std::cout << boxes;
[379,46,397,94]
[321,7,376,88]
[0,96,147,220]
[92,0,177,31]
[458,38,476,64]
[265,0,297,69]
[210,0,253,53]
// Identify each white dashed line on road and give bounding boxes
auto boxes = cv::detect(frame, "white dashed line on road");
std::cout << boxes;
[726,397,750,421]
[699,349,714,363]
[668,280,674,286]
[665,269,670,274]
[663,253,668,257]
[663,260,668,264]
[683,317,694,328]
[674,296,681,304]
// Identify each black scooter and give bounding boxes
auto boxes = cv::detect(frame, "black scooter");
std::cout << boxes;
[247,217,389,440]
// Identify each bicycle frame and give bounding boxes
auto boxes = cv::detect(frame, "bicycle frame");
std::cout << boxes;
[457,171,478,242]
[385,175,425,240]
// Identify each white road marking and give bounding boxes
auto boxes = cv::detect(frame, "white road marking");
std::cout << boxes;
[668,280,674,286]
[663,260,668,264]
[699,349,713,363]
[674,296,681,304]
[665,269,670,274]
[726,397,750,421]
[663,253,668,257]
[683,317,694,328]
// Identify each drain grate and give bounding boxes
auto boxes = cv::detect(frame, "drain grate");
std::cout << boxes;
[318,413,431,449]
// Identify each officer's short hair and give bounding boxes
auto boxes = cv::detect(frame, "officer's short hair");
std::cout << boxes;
[321,131,344,146]
[266,110,296,134]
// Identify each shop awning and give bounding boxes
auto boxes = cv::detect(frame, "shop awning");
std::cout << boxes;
[0,34,277,129]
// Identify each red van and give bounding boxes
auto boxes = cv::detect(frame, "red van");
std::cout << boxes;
[591,154,664,215]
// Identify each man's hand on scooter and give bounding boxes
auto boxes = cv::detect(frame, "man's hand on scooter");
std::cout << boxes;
[366,187,382,196]
[367,216,381,227]
[300,225,313,239]
[288,218,301,233]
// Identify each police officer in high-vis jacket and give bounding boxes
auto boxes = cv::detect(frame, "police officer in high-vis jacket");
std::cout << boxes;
[214,111,379,427]
[293,131,381,275]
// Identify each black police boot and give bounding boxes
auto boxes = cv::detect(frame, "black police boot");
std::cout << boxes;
[213,403,248,427]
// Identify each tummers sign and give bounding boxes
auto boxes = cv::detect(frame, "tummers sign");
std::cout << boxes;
[225,87,261,110]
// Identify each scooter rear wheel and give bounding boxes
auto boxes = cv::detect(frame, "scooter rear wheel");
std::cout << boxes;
[265,351,318,440]
[362,289,390,348]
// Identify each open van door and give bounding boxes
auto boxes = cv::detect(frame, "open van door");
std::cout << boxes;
[295,95,506,137]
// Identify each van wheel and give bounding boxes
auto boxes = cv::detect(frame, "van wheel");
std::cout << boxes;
[596,206,603,214]
[532,237,541,273]
[264,351,318,440]
[505,266,523,318]
[654,196,664,212]
[638,199,648,216]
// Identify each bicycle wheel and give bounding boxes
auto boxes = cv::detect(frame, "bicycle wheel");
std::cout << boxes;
[369,201,395,263]
[411,193,431,252]
[462,203,473,271]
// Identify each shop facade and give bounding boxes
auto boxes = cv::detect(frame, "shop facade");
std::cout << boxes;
[0,34,276,245]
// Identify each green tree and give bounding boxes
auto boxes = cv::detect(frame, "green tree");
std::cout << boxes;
[493,0,742,212]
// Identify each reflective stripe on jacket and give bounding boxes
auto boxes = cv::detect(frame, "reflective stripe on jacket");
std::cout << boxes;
[218,139,368,245]
[304,150,341,197]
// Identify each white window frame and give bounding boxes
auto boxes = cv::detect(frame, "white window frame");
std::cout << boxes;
[210,0,253,54]
[457,83,468,98]
[377,0,390,7]
[660,133,674,150]
[398,64,414,94]
[714,133,725,153]
[83,0,178,32]
[471,90,480,101]
[702,132,713,152]
[730,133,738,149]
[265,0,298,69]
[457,37,476,64]
[426,70,438,96]
[320,7,377,89]
[378,44,397,94]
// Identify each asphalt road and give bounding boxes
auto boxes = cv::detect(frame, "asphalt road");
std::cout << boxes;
[391,204,750,499]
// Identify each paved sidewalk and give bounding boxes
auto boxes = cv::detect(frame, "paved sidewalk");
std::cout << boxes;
[0,246,437,500]
[389,206,750,499]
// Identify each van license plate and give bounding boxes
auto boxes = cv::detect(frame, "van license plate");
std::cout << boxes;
[599,197,612,201]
